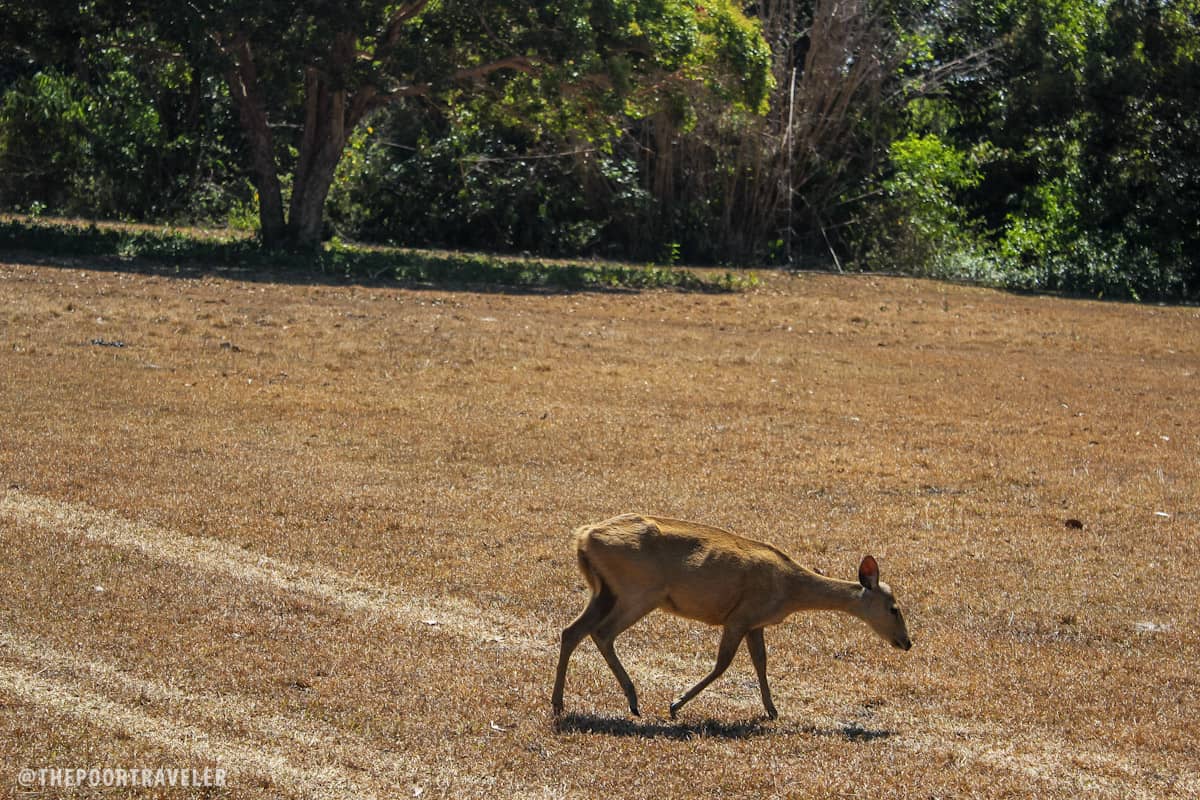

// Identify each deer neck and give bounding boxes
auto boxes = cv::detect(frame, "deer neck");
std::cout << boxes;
[786,567,863,614]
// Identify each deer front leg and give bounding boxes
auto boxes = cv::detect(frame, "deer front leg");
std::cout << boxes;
[745,627,778,719]
[670,626,745,719]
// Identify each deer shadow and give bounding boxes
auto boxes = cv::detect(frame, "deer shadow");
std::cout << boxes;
[797,722,895,742]
[553,712,895,742]
[553,711,772,740]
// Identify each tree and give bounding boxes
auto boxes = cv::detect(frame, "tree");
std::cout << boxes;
[90,0,770,251]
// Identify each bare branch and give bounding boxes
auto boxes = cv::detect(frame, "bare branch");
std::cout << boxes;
[891,40,1005,101]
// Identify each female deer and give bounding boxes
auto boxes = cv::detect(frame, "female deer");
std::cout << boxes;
[551,514,912,719]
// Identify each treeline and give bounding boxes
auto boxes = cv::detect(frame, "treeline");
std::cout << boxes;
[1,1,1197,300]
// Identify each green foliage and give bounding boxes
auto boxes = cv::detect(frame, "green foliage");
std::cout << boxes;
[849,0,1199,300]
[997,170,1081,289]
[1070,0,1200,297]
[327,96,651,258]
[0,26,249,224]
[670,0,774,113]
[0,71,92,212]
[861,133,1000,282]
[322,1,775,265]
[0,0,773,252]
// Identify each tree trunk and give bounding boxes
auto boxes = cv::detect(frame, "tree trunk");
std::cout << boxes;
[287,34,379,251]
[228,31,407,251]
[247,133,287,249]
[288,68,349,250]
[226,38,287,248]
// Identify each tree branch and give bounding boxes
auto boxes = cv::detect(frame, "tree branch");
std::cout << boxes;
[451,55,540,83]
[381,0,432,51]
[362,54,543,112]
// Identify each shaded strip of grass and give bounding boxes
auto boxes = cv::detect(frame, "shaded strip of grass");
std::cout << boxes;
[0,218,754,292]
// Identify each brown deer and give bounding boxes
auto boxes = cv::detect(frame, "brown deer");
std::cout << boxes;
[552,514,912,719]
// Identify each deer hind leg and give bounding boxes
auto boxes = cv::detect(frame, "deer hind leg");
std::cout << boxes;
[745,628,778,719]
[552,583,617,715]
[587,593,661,717]
[669,625,747,719]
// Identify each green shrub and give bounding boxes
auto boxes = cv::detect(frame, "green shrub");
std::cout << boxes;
[858,133,999,281]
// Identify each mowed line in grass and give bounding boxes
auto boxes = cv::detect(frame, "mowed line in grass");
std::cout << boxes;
[0,628,552,800]
[0,658,366,799]
[0,489,528,650]
[1,489,1192,799]
[0,493,564,799]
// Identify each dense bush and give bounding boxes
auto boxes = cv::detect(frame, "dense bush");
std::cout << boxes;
[327,100,655,260]
[846,0,1199,299]
[0,36,250,224]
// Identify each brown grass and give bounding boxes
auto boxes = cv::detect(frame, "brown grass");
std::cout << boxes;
[0,257,1197,798]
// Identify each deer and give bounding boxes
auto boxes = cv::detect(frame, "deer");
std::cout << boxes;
[551,514,912,720]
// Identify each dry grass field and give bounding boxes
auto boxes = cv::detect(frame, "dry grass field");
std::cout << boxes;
[0,255,1197,798]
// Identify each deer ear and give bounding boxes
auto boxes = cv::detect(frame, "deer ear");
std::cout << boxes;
[858,555,880,591]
